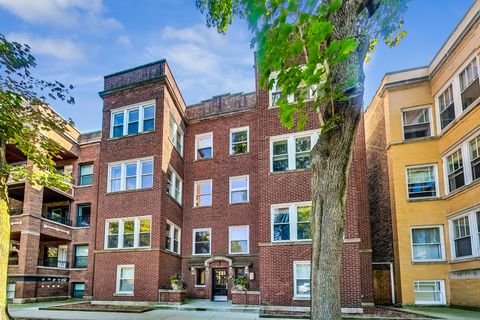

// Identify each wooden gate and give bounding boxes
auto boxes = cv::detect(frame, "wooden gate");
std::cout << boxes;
[373,269,392,305]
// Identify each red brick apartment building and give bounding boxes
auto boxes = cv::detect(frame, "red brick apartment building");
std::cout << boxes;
[7,59,373,312]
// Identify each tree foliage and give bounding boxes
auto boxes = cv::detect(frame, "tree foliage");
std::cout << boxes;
[0,33,74,187]
[196,0,408,131]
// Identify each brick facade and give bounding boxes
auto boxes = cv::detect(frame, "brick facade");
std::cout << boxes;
[8,58,373,310]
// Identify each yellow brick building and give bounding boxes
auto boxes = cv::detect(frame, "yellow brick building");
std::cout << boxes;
[365,1,480,308]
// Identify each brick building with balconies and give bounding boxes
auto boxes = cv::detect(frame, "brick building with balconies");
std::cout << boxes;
[8,58,373,312]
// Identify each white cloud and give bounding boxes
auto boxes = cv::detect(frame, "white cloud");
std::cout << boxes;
[8,33,86,62]
[145,24,255,104]
[0,0,121,31]
[117,35,131,46]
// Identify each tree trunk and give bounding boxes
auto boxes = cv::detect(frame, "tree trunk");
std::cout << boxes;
[310,2,370,318]
[0,139,13,320]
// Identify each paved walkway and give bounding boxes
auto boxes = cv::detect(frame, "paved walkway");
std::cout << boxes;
[396,306,480,320]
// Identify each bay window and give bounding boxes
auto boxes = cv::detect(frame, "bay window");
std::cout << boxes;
[446,149,465,192]
[470,135,480,181]
[165,221,181,254]
[166,167,183,204]
[438,85,455,130]
[452,215,472,258]
[459,58,479,110]
[168,112,184,156]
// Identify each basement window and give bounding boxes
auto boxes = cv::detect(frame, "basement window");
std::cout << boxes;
[414,280,445,305]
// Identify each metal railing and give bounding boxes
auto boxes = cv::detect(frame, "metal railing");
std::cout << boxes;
[41,212,72,226]
[38,257,69,269]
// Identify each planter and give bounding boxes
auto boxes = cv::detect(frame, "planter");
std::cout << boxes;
[171,283,183,291]
[233,284,246,291]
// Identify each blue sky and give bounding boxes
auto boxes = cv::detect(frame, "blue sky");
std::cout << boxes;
[0,0,474,132]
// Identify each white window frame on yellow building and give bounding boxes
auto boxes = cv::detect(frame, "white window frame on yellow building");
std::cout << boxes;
[410,225,446,262]
[400,105,434,141]
[434,53,480,135]
[413,280,446,305]
[442,130,480,195]
[448,208,480,261]
[405,164,440,200]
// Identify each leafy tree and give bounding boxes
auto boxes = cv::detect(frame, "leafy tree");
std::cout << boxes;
[196,0,408,318]
[0,34,74,319]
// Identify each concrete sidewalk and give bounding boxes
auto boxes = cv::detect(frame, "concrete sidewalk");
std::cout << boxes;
[394,306,480,320]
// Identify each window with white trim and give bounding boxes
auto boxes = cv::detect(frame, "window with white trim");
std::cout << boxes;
[406,165,438,199]
[105,216,151,249]
[413,280,445,305]
[411,226,444,261]
[230,127,249,155]
[116,265,134,294]
[402,106,432,140]
[452,215,472,258]
[270,131,319,172]
[469,135,480,181]
[269,77,317,108]
[166,167,182,204]
[229,176,249,204]
[165,221,181,254]
[293,261,311,298]
[446,149,465,192]
[459,58,479,110]
[194,180,212,207]
[168,112,184,156]
[271,202,311,242]
[108,158,153,193]
[229,226,249,254]
[193,228,211,255]
[438,85,455,130]
[110,103,155,138]
[195,133,213,160]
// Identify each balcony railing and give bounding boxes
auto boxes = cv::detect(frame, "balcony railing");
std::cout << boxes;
[38,257,69,269]
[8,209,23,216]
[41,212,72,226]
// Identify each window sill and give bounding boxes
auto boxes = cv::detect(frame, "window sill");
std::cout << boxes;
[76,185,93,188]
[195,285,206,288]
[192,205,212,209]
[73,226,90,229]
[444,178,480,200]
[449,256,480,264]
[407,197,441,203]
[106,187,154,195]
[193,158,213,162]
[100,247,153,253]
[229,152,250,157]
[412,260,447,265]
[108,130,155,141]
[401,136,437,144]
[114,293,134,296]
[229,202,250,206]
[270,168,311,175]
[293,296,310,301]
[163,249,181,257]
[259,241,312,247]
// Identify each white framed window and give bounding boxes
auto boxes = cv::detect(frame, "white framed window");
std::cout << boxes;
[193,228,211,255]
[107,158,153,193]
[229,176,249,204]
[271,202,311,242]
[195,133,213,160]
[110,101,155,138]
[410,226,445,262]
[116,265,134,294]
[459,58,480,110]
[413,280,445,305]
[168,112,184,156]
[406,165,438,199]
[445,148,465,193]
[105,216,151,249]
[401,106,433,140]
[435,55,480,134]
[268,76,317,108]
[293,261,311,298]
[229,226,249,254]
[194,180,212,207]
[165,220,181,254]
[469,135,480,182]
[230,127,249,155]
[449,210,480,260]
[166,167,182,204]
[270,130,320,172]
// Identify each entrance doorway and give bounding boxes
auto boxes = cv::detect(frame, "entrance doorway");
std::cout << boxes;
[212,269,228,301]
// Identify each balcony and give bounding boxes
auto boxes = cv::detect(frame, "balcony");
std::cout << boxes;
[38,257,69,269]
[41,211,72,226]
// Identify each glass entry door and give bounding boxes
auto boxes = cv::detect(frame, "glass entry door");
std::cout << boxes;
[212,269,228,301]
